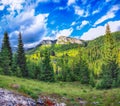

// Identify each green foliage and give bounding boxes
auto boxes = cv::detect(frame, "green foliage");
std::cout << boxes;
[0,32,12,75]
[97,24,120,89]
[1,75,120,106]
[89,72,95,87]
[17,32,28,77]
[11,53,22,77]
[40,50,54,82]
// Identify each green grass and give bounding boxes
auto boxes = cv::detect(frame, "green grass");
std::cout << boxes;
[0,75,120,105]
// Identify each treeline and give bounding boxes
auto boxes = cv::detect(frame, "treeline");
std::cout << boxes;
[26,24,120,89]
[0,24,120,89]
[0,32,27,77]
[0,32,54,82]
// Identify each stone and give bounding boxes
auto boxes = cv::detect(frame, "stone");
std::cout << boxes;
[0,88,36,106]
[36,98,44,106]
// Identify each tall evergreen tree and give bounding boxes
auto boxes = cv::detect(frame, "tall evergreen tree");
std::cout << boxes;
[1,32,12,75]
[100,24,119,88]
[17,32,28,77]
[40,50,54,82]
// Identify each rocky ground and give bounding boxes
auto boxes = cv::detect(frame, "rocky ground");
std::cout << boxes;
[0,88,36,106]
[0,88,68,106]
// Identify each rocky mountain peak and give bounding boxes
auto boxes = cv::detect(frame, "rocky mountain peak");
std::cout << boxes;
[56,36,83,44]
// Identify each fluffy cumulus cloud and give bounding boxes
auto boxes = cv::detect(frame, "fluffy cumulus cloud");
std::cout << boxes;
[80,21,120,40]
[0,0,49,48]
[74,6,84,16]
[56,28,73,38]
[0,0,25,14]
[77,20,89,30]
[0,5,4,10]
[0,0,120,48]
[10,11,48,47]
[67,0,76,6]
[94,5,119,26]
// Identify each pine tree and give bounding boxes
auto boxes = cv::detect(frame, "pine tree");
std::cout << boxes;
[40,50,54,82]
[17,32,28,77]
[100,24,119,88]
[1,32,12,75]
[1,32,12,62]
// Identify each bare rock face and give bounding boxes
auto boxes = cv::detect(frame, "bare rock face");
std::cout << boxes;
[0,88,36,106]
[56,36,83,44]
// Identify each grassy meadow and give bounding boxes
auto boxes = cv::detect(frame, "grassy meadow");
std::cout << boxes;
[0,75,120,105]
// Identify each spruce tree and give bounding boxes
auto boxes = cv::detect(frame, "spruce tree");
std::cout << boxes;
[1,32,12,75]
[40,50,54,82]
[17,32,28,77]
[100,24,119,88]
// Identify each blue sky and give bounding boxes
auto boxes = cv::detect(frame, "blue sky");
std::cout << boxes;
[0,0,120,48]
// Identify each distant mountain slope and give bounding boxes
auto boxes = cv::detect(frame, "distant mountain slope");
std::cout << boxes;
[26,31,120,54]
[56,36,83,44]
[26,36,84,54]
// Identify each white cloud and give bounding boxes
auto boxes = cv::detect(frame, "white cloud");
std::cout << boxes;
[74,6,89,17]
[71,21,76,26]
[8,8,49,48]
[77,20,89,30]
[24,40,41,48]
[23,14,48,35]
[17,9,35,23]
[67,0,76,6]
[94,5,119,26]
[0,5,4,10]
[56,28,73,38]
[80,20,120,40]
[92,10,100,15]
[74,6,84,16]
[1,0,25,13]
[38,0,61,3]
[38,0,50,2]
[0,0,50,48]
[94,13,115,25]
[42,36,53,40]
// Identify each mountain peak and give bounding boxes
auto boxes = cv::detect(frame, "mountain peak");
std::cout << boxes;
[56,36,83,44]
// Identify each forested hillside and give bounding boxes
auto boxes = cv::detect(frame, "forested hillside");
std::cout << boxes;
[0,25,120,89]
[26,29,120,87]
[0,24,120,105]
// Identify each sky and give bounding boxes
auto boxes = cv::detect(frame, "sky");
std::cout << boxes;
[0,0,120,48]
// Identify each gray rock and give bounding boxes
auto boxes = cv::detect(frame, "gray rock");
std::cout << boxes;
[0,88,36,106]
[37,98,44,105]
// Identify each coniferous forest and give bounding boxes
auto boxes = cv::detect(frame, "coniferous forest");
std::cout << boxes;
[0,24,120,90]
[0,0,120,105]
